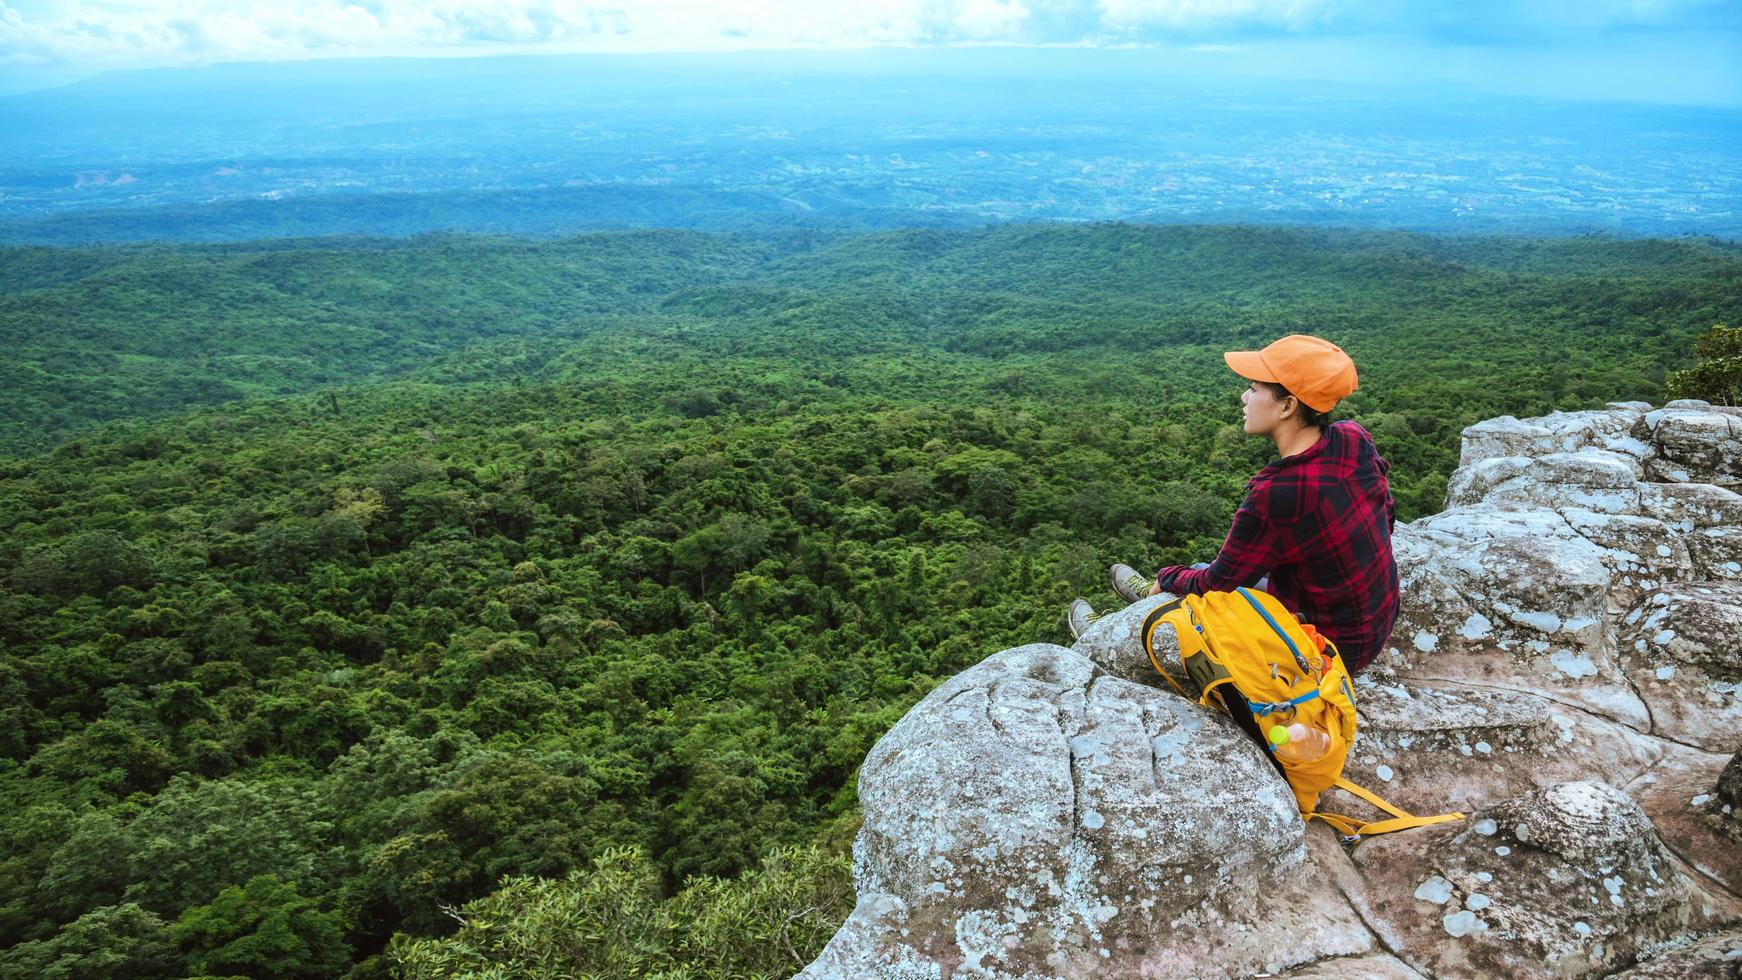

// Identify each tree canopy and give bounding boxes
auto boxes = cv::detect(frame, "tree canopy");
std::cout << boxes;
[1,224,1736,975]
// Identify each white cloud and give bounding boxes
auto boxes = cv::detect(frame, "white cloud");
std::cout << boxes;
[0,0,1736,78]
[0,0,1325,72]
[1099,0,1338,32]
[952,0,1031,39]
[1,0,659,69]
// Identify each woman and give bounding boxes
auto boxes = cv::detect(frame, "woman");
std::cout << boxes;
[1069,334,1401,674]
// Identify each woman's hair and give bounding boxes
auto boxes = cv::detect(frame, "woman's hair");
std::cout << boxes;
[1258,381,1333,431]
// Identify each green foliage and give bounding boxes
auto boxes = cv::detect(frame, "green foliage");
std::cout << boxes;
[172,875,348,979]
[388,844,851,979]
[0,224,1735,975]
[1666,324,1742,405]
[0,231,812,456]
[0,903,179,980]
[8,530,158,597]
[120,776,342,916]
[2,224,1735,459]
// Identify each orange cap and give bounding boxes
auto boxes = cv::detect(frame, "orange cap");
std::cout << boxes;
[1223,334,1358,413]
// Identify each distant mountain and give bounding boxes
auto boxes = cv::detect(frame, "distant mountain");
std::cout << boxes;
[2,51,1738,243]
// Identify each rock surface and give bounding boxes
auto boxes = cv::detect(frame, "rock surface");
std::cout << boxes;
[1617,583,1742,752]
[1717,750,1742,838]
[802,403,1742,979]
[1346,781,1738,978]
[805,642,1372,978]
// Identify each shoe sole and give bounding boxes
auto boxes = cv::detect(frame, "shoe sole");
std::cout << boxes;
[1067,602,1092,639]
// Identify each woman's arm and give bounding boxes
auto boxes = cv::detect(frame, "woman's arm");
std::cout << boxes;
[1152,493,1283,596]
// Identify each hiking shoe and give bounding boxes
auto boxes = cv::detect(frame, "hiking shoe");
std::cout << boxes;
[1067,599,1099,639]
[1109,563,1153,604]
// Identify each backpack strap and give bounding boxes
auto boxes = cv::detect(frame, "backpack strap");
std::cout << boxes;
[1140,597,1195,700]
[1141,598,1291,779]
[1234,586,1312,674]
[1307,776,1466,838]
[1142,597,1244,706]
[1246,689,1321,718]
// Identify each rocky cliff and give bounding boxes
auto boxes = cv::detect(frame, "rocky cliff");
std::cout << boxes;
[800,400,1742,979]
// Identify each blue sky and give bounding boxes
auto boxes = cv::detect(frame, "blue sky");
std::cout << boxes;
[1,0,1738,102]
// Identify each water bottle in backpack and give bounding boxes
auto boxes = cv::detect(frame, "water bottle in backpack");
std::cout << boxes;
[1267,721,1331,765]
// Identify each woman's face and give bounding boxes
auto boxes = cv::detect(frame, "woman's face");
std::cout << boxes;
[1240,381,1294,436]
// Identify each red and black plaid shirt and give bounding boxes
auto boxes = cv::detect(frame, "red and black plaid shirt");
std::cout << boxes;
[1154,420,1400,672]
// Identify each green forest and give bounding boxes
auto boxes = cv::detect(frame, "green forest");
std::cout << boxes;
[2,224,1739,978]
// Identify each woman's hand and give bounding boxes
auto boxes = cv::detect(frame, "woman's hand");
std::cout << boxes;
[1148,581,1163,596]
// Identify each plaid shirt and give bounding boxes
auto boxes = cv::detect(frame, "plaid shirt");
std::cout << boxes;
[1154,420,1400,672]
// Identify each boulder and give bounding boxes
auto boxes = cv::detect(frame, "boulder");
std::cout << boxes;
[1457,407,1648,468]
[1383,403,1742,728]
[1617,583,1742,753]
[1067,592,1182,690]
[1620,744,1740,896]
[1343,677,1665,815]
[1640,405,1742,488]
[1346,781,1740,978]
[1447,449,1643,514]
[1686,525,1742,582]
[801,640,1372,979]
[1385,515,1646,728]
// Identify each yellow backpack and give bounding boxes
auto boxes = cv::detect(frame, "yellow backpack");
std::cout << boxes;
[1141,587,1464,838]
